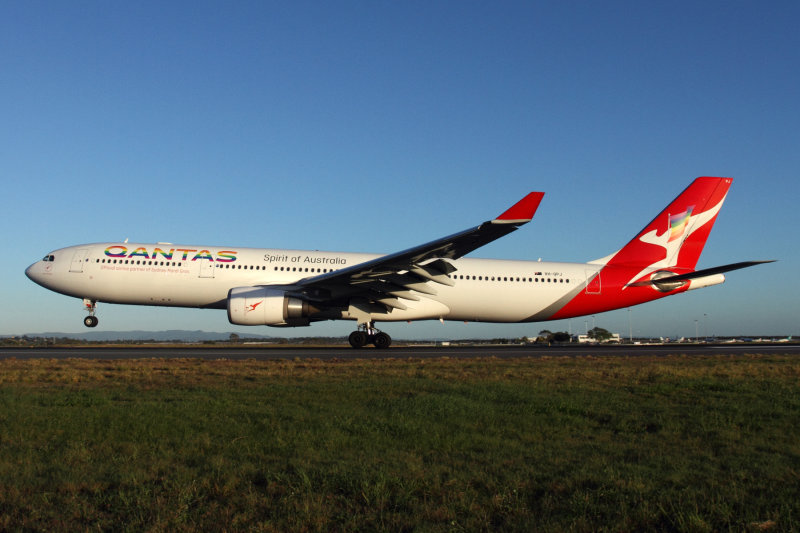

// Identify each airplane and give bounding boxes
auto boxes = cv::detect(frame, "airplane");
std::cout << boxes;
[26,177,772,348]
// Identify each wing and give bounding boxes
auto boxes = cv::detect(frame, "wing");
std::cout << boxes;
[285,192,544,311]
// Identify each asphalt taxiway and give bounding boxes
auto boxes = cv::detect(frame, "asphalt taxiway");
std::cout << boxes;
[1,343,798,360]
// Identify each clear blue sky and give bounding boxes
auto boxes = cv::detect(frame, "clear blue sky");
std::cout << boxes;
[2,1,798,339]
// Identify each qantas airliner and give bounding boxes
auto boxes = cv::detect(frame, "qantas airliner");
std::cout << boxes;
[26,177,771,348]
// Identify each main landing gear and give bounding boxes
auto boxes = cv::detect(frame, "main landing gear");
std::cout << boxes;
[83,298,98,328]
[348,321,391,349]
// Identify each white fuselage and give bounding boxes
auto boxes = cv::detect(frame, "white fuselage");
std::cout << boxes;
[26,242,598,324]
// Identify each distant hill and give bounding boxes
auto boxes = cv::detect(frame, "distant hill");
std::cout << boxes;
[11,330,277,342]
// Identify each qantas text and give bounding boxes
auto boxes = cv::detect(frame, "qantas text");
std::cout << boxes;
[104,246,237,263]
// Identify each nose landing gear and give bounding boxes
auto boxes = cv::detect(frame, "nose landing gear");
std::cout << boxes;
[83,299,98,327]
[348,321,391,349]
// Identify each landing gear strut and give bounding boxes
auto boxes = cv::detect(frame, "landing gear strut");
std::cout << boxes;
[348,321,391,349]
[83,299,98,328]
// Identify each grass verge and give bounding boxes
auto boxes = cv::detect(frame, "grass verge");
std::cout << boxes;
[0,354,798,531]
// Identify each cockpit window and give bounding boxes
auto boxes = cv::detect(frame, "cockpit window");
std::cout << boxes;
[42,255,55,262]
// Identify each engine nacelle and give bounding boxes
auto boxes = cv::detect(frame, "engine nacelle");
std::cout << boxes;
[227,287,312,327]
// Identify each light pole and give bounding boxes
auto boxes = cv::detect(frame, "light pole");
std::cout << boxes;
[628,308,633,343]
[695,319,699,342]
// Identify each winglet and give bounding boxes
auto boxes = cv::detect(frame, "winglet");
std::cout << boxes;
[495,192,544,223]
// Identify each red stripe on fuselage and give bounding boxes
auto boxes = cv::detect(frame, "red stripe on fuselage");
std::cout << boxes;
[549,266,687,320]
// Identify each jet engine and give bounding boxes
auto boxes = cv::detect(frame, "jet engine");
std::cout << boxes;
[227,287,315,327]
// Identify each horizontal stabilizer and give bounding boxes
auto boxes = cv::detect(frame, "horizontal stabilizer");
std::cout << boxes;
[627,260,775,288]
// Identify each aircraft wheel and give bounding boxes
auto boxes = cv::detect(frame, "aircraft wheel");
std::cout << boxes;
[348,331,367,348]
[373,332,391,349]
[84,316,99,328]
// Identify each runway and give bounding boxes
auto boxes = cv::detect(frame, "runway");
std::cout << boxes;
[2,343,799,360]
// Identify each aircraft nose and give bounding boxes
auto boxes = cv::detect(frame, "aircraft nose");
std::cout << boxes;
[26,262,43,284]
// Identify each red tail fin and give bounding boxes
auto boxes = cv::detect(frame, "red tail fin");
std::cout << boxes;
[602,177,732,273]
[549,177,745,321]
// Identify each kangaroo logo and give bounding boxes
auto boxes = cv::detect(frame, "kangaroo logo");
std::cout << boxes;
[625,195,726,288]
[246,301,263,313]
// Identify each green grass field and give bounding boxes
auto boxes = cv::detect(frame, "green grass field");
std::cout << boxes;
[0,354,798,531]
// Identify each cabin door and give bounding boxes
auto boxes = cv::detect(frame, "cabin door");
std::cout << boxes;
[199,260,215,278]
[584,270,601,294]
[70,249,88,273]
